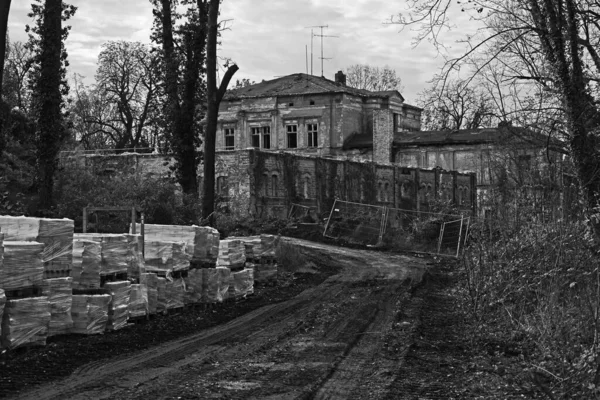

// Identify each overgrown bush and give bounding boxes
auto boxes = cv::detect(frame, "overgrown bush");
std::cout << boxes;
[462,216,600,398]
[54,166,199,232]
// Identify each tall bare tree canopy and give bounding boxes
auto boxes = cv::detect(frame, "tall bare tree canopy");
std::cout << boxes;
[0,0,11,100]
[343,64,402,92]
[394,0,600,240]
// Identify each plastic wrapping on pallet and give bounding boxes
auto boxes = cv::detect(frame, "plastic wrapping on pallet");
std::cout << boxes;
[202,267,230,303]
[0,216,74,264]
[71,294,110,335]
[165,278,185,310]
[128,283,148,319]
[252,263,278,284]
[157,277,167,312]
[42,278,73,336]
[0,241,44,290]
[125,234,145,279]
[229,268,254,299]
[73,234,130,276]
[0,289,5,339]
[133,224,220,263]
[184,269,203,304]
[140,273,158,314]
[144,241,190,273]
[72,239,102,289]
[217,239,246,269]
[260,234,277,257]
[228,236,262,259]
[1,296,50,349]
[104,281,131,331]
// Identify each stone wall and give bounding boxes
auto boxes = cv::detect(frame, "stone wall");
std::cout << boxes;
[67,149,477,220]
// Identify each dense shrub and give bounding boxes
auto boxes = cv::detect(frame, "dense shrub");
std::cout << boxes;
[462,216,600,398]
[54,167,199,232]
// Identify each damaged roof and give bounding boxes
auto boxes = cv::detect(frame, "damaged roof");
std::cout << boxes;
[393,126,541,147]
[224,73,394,100]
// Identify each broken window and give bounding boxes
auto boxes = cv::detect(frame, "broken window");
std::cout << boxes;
[307,123,318,147]
[251,127,261,148]
[224,128,235,150]
[262,126,271,149]
[287,124,298,148]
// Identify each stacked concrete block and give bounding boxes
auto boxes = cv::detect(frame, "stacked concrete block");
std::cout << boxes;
[229,268,254,299]
[42,277,74,336]
[70,294,110,335]
[71,239,102,289]
[202,267,231,303]
[217,239,246,270]
[1,296,51,349]
[144,241,190,274]
[128,283,148,319]
[165,278,185,310]
[0,241,44,290]
[184,269,203,305]
[140,273,158,315]
[125,234,145,280]
[104,281,131,331]
[157,277,167,313]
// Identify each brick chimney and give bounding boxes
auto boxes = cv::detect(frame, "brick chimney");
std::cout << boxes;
[335,70,346,86]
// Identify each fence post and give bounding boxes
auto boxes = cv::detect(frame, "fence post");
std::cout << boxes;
[323,198,338,237]
[456,215,465,258]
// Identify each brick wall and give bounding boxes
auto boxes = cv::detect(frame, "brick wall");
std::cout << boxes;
[373,109,393,164]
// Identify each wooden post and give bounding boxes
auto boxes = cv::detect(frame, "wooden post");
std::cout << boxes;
[131,207,136,234]
[82,207,88,233]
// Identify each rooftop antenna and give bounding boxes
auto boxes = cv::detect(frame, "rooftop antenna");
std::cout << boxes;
[305,25,338,76]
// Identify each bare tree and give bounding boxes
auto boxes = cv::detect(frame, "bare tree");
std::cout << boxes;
[344,64,403,92]
[419,78,496,130]
[392,0,600,239]
[0,0,11,100]
[4,41,34,113]
[202,0,238,222]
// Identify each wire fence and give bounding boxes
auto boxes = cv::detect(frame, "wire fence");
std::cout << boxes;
[323,199,471,256]
[323,199,387,246]
[288,203,315,221]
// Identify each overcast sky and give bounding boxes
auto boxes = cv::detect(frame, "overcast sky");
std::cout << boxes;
[7,1,477,104]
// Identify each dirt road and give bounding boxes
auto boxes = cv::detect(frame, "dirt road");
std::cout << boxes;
[14,238,431,400]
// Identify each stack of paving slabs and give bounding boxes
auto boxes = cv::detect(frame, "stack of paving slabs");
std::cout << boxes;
[71,239,102,289]
[228,268,255,299]
[183,269,203,304]
[0,216,74,277]
[70,294,111,335]
[165,278,185,310]
[125,234,145,280]
[0,289,5,338]
[128,283,148,319]
[228,236,262,260]
[144,241,190,274]
[1,296,51,349]
[202,267,231,303]
[157,277,167,313]
[140,273,158,314]
[42,277,73,336]
[134,224,220,264]
[260,234,278,257]
[74,234,129,276]
[104,281,131,331]
[0,241,44,290]
[217,239,246,270]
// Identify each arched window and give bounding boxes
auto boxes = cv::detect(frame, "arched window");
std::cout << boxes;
[263,173,270,197]
[304,175,310,198]
[378,182,383,201]
[384,182,390,202]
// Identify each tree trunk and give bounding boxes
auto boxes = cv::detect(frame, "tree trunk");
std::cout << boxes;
[36,0,62,212]
[202,0,237,222]
[0,0,11,99]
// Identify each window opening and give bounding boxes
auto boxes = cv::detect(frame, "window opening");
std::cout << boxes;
[287,125,298,148]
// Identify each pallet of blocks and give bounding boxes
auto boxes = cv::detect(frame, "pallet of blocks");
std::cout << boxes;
[104,281,131,331]
[1,296,51,349]
[0,241,44,291]
[202,267,230,303]
[140,273,158,315]
[0,289,5,339]
[184,269,203,305]
[228,236,262,260]
[228,268,254,299]
[217,239,246,271]
[42,277,73,336]
[0,216,74,278]
[71,239,102,289]
[133,224,220,265]
[128,283,148,319]
[125,234,145,280]
[74,234,129,276]
[165,278,185,310]
[144,241,190,275]
[70,294,111,335]
[157,277,167,313]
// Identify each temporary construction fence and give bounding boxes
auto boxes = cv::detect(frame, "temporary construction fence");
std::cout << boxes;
[324,199,471,256]
[288,203,315,221]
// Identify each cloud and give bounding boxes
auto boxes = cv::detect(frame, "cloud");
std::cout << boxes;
[7,1,479,103]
